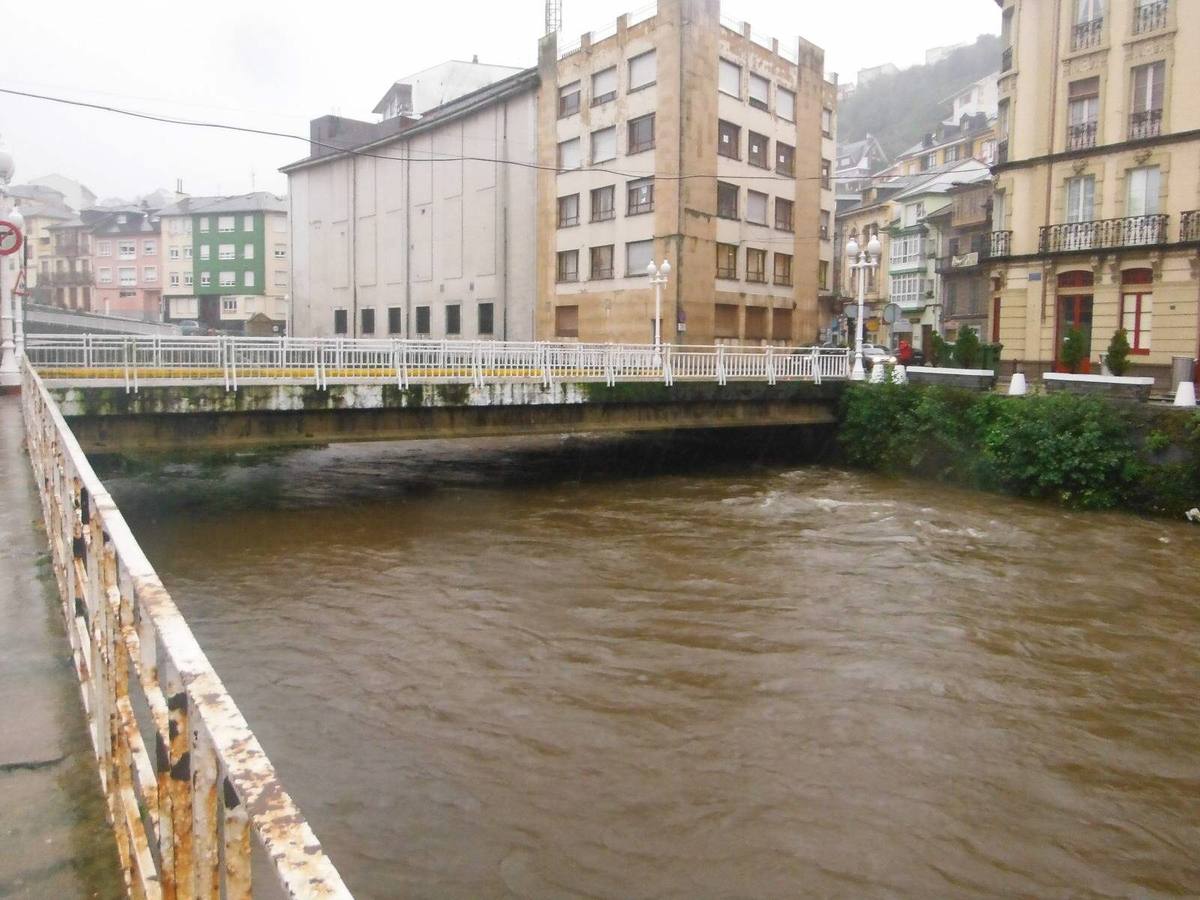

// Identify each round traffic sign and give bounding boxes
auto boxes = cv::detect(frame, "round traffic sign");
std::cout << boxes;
[843,303,858,319]
[0,220,22,256]
[882,303,901,325]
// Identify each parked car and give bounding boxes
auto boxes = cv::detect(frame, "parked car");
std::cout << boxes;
[179,319,202,336]
[859,343,893,367]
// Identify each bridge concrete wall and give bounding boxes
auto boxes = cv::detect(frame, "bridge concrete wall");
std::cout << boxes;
[49,381,841,453]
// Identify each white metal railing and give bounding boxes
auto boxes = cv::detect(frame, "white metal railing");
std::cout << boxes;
[26,334,851,392]
[20,359,352,899]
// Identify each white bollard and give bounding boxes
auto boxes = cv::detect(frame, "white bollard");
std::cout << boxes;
[869,361,886,384]
[1174,380,1197,408]
[1008,372,1028,396]
[891,364,907,385]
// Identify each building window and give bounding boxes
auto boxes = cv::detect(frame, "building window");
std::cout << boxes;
[244,271,255,287]
[745,307,768,340]
[559,81,581,118]
[143,240,156,255]
[360,307,375,334]
[558,194,580,227]
[774,253,793,287]
[1068,77,1100,150]
[591,126,617,163]
[184,272,194,286]
[715,303,738,338]
[199,217,209,232]
[556,249,579,283]
[1066,174,1096,224]
[119,241,136,259]
[169,272,180,287]
[219,244,235,260]
[748,132,769,168]
[773,307,793,339]
[891,233,925,264]
[1126,165,1161,218]
[592,67,617,105]
[746,248,767,283]
[274,244,287,259]
[415,305,431,334]
[778,87,795,122]
[243,215,254,232]
[97,240,112,257]
[590,185,615,222]
[628,113,655,154]
[555,305,579,338]
[218,216,235,233]
[775,198,794,232]
[1134,0,1168,34]
[243,244,255,259]
[98,267,112,285]
[1120,268,1153,352]
[334,308,348,334]
[625,239,653,276]
[629,50,656,90]
[142,266,157,283]
[740,192,767,228]
[821,159,832,189]
[223,297,238,313]
[387,306,403,334]
[749,73,770,111]
[558,137,582,170]
[590,244,614,280]
[719,58,741,97]
[185,247,193,259]
[200,272,211,287]
[118,267,136,287]
[627,178,654,215]
[445,304,461,335]
[890,273,924,306]
[219,271,236,286]
[200,245,211,261]
[1130,60,1165,139]
[718,120,740,159]
[717,181,739,219]
[169,247,180,260]
[821,108,833,137]
[820,210,831,240]
[477,302,494,336]
[945,144,961,162]
[716,243,738,279]
[777,142,795,177]
[819,260,829,289]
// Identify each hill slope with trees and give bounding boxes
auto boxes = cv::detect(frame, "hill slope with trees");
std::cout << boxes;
[838,35,1002,158]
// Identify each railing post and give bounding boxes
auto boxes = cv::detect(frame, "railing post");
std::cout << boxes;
[605,344,615,386]
[540,343,551,387]
[765,345,776,385]
[716,344,727,386]
[190,722,219,899]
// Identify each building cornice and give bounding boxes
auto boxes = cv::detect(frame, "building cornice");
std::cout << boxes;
[993,129,1200,175]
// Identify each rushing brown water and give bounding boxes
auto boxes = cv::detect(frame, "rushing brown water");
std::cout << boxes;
[102,433,1200,898]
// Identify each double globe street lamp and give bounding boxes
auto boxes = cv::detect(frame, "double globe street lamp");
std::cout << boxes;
[646,258,671,364]
[844,232,881,381]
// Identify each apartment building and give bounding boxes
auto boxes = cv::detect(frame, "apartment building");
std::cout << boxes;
[537,0,835,345]
[925,180,996,339]
[91,209,161,320]
[991,0,1199,384]
[160,193,289,334]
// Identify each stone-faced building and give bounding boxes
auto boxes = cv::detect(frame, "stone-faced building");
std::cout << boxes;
[537,0,836,345]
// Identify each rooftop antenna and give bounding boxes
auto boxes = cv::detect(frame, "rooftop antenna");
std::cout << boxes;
[546,0,562,36]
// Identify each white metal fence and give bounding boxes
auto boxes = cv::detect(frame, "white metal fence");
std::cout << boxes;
[26,335,850,392]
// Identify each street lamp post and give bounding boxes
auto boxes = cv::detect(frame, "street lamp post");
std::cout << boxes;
[646,259,671,362]
[0,144,19,389]
[844,232,881,381]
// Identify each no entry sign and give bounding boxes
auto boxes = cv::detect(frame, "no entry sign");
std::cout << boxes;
[0,220,22,256]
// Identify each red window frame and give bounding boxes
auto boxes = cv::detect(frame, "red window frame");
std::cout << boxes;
[1120,268,1153,354]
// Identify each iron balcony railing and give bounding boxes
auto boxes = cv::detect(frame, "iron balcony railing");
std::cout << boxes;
[991,230,1013,257]
[1182,210,1200,242]
[1038,214,1169,253]
[1067,121,1098,150]
[1134,0,1168,34]
[1130,108,1163,140]
[1001,46,1013,72]
[1072,17,1104,50]
[24,335,854,391]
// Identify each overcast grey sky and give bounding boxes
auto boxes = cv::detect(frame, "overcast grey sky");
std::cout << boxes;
[0,0,999,202]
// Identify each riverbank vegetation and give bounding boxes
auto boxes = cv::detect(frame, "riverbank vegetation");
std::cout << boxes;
[838,385,1200,516]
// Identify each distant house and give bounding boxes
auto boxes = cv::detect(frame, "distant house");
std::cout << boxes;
[27,174,96,213]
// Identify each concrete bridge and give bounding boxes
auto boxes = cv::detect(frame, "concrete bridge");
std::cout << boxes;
[27,335,849,453]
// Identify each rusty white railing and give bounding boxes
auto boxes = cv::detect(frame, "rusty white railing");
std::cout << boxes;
[21,358,352,899]
[25,335,851,392]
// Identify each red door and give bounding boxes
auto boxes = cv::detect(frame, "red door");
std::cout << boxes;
[1055,295,1093,373]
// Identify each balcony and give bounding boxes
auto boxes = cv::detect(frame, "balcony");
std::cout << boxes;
[1134,0,1168,34]
[1038,215,1169,254]
[1001,46,1013,72]
[997,139,1009,164]
[44,270,92,286]
[1067,121,1098,150]
[1071,17,1103,50]
[990,230,1012,258]
[1182,211,1200,243]
[936,244,993,274]
[1129,108,1163,140]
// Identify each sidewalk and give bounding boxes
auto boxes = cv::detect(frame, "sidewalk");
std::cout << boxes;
[0,395,123,899]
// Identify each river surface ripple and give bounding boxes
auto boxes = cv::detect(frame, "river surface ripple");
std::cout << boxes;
[103,435,1200,899]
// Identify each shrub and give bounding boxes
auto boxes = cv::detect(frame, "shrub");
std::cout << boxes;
[954,328,982,369]
[1106,329,1132,376]
[928,332,952,367]
[1060,327,1089,374]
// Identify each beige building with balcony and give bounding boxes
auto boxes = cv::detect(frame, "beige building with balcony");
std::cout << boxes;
[536,0,836,345]
[991,0,1199,383]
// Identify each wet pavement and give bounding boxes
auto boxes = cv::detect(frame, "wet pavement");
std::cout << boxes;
[0,396,122,899]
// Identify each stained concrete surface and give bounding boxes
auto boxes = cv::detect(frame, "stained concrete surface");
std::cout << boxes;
[0,396,123,899]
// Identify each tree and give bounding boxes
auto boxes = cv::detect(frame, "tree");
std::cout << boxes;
[929,332,952,367]
[1060,327,1089,374]
[1106,329,1132,376]
[954,328,982,369]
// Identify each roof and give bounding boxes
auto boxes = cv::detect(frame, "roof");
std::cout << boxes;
[158,192,286,216]
[14,198,74,220]
[891,159,991,201]
[372,60,525,115]
[282,67,539,174]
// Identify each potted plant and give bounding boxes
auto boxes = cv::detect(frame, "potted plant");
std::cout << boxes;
[1060,327,1088,374]
[1106,329,1132,377]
